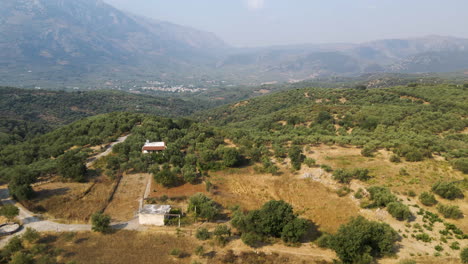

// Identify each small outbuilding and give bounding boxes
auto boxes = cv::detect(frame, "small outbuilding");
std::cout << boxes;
[142,140,166,153]
[138,204,171,226]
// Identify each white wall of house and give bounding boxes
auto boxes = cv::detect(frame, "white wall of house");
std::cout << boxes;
[139,213,165,226]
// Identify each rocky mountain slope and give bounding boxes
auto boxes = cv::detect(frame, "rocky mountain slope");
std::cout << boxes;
[1,0,468,86]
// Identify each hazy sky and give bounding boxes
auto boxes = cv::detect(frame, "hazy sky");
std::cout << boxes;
[104,0,468,47]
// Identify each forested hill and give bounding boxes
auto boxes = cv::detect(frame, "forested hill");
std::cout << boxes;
[194,84,468,172]
[0,87,201,145]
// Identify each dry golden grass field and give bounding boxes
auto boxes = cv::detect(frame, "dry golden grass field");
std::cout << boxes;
[25,176,114,223]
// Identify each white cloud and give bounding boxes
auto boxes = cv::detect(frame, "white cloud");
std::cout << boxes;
[246,0,265,10]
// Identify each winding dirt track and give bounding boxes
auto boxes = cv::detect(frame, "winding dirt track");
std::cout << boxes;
[0,134,143,247]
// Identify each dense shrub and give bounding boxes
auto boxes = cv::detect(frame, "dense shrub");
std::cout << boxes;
[432,182,464,200]
[281,218,309,243]
[333,168,371,184]
[330,216,398,264]
[289,145,305,171]
[232,200,309,246]
[453,158,468,174]
[188,193,219,221]
[366,186,397,207]
[91,212,111,233]
[57,150,87,182]
[389,155,401,163]
[461,247,468,263]
[195,227,211,240]
[437,204,463,219]
[387,202,412,221]
[419,192,437,206]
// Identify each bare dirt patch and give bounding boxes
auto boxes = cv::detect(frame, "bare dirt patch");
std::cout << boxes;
[231,101,249,108]
[400,95,431,105]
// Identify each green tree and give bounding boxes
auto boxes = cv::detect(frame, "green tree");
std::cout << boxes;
[188,193,219,221]
[0,204,19,222]
[330,216,398,264]
[58,150,87,182]
[91,212,111,233]
[281,218,309,243]
[289,146,304,171]
[222,148,241,167]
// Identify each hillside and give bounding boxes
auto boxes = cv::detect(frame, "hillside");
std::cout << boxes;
[0,84,467,263]
[0,87,202,145]
[195,84,468,170]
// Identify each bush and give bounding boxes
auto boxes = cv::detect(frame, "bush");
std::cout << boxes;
[1,236,23,259]
[194,245,205,256]
[188,193,219,221]
[9,252,34,264]
[366,186,397,207]
[316,233,333,248]
[452,158,468,174]
[333,168,371,184]
[390,155,401,163]
[91,212,111,233]
[22,228,40,243]
[0,204,19,221]
[419,192,437,206]
[387,202,412,221]
[461,247,468,263]
[195,228,211,240]
[361,145,375,157]
[281,218,308,243]
[330,216,398,264]
[303,158,316,168]
[437,204,463,219]
[213,225,231,246]
[241,232,262,247]
[415,233,432,242]
[432,182,464,200]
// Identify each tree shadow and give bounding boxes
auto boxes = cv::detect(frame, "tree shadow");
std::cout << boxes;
[74,237,89,244]
[301,220,322,243]
[38,235,58,244]
[33,188,70,201]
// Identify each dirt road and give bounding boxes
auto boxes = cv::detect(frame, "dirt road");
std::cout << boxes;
[86,135,130,168]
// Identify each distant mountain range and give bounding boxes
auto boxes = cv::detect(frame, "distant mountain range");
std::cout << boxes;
[1,0,468,87]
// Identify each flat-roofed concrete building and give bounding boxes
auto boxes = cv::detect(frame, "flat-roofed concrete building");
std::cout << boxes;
[138,204,171,226]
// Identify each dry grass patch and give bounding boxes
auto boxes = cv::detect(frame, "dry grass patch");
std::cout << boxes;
[307,145,464,192]
[54,230,198,264]
[104,173,148,221]
[25,177,114,223]
[211,166,360,233]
